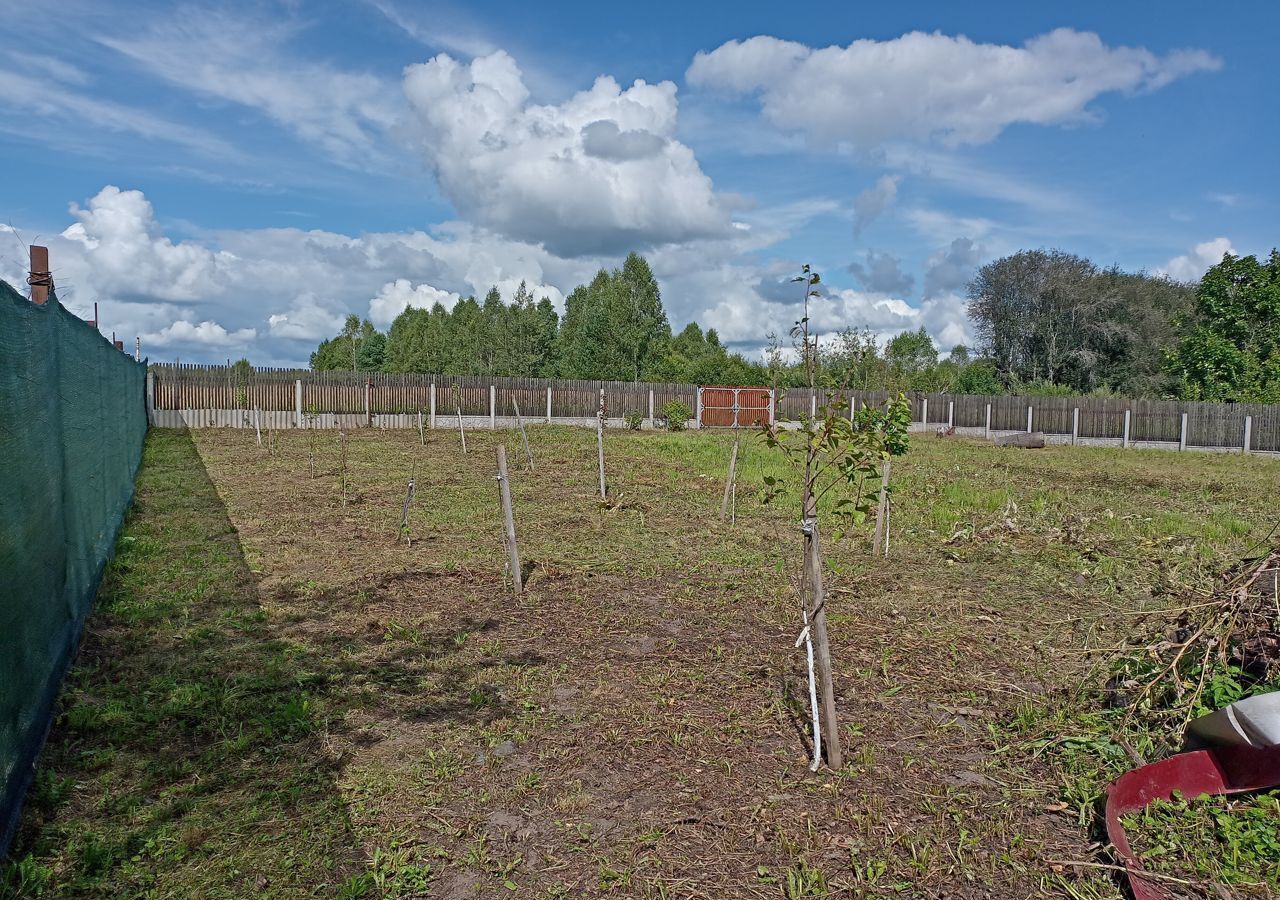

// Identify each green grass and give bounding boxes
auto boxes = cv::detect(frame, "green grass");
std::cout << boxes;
[1122,792,1280,890]
[5,424,1280,898]
[1,430,364,898]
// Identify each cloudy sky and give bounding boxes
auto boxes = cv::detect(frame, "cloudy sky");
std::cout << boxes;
[0,0,1274,365]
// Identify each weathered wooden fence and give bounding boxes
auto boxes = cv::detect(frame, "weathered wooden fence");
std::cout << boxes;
[146,364,1280,453]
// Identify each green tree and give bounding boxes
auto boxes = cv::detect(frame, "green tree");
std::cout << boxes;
[557,270,626,378]
[448,296,484,374]
[480,286,506,374]
[647,322,767,385]
[885,326,938,376]
[617,253,670,381]
[1167,250,1280,402]
[311,315,383,372]
[557,254,672,381]
[533,296,559,376]
[954,359,1004,394]
[356,329,386,371]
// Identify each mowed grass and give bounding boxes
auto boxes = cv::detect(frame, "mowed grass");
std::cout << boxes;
[4,424,1279,899]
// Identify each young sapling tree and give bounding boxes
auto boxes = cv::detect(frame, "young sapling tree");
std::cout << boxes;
[760,264,911,770]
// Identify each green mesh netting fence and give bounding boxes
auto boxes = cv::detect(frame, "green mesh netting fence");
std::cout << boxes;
[0,279,148,855]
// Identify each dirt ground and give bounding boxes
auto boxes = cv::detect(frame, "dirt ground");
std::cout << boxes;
[7,424,1280,899]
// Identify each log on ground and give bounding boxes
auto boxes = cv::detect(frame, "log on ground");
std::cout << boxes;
[994,431,1046,448]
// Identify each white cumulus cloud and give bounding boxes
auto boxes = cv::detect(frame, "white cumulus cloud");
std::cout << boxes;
[143,319,256,348]
[687,30,1220,150]
[368,279,461,327]
[1158,237,1235,283]
[402,50,730,255]
[60,185,234,302]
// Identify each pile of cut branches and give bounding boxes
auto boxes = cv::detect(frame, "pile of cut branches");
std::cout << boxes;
[1108,542,1280,748]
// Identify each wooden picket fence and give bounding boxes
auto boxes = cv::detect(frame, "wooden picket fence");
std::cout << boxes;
[146,364,1280,452]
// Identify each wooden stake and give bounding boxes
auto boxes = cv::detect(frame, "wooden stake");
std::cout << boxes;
[596,388,607,500]
[397,462,416,544]
[308,432,315,478]
[28,245,52,305]
[802,510,842,768]
[254,405,262,447]
[496,446,522,593]
[418,409,425,446]
[456,399,468,453]
[871,458,891,556]
[512,396,534,471]
[883,493,891,558]
[339,430,348,507]
[720,436,740,522]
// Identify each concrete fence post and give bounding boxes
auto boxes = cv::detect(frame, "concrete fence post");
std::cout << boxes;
[648,388,654,426]
[490,385,496,430]
[546,385,552,423]
[429,383,436,428]
[1026,405,1033,433]
[1244,415,1253,454]
[984,403,991,438]
[921,397,928,429]
[145,370,156,426]
[364,379,372,428]
[295,379,303,428]
[850,396,856,421]
[809,391,817,420]
[1123,409,1131,448]
[696,387,704,429]
[947,400,954,427]
[1072,407,1079,445]
[1179,412,1188,451]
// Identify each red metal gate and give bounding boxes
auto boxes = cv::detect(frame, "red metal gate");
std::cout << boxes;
[697,386,775,427]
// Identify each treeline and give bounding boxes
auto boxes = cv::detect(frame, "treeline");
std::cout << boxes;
[311,253,765,385]
[309,249,1279,401]
[967,248,1280,402]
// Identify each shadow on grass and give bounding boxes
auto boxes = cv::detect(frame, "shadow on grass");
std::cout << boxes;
[1,429,371,899]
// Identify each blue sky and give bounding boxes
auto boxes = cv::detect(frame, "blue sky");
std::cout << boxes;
[1,0,1275,365]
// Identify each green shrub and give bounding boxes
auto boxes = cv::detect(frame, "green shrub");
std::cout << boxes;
[661,399,692,431]
[623,411,644,430]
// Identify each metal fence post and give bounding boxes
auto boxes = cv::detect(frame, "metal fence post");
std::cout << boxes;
[1072,407,1079,445]
[490,385,496,430]
[1123,409,1131,448]
[1244,415,1253,454]
[1179,412,1188,451]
